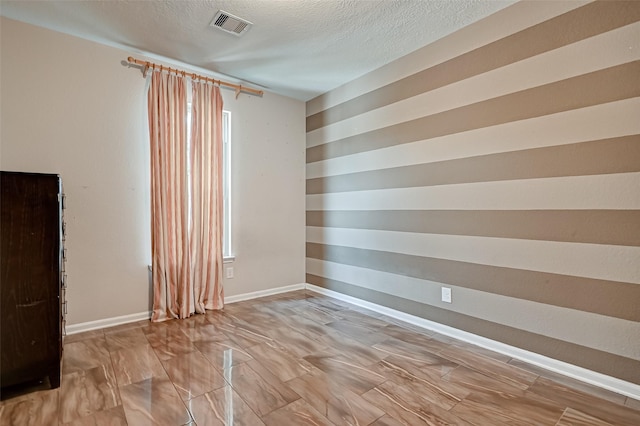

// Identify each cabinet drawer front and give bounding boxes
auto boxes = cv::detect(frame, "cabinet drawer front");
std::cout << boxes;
[1,298,59,372]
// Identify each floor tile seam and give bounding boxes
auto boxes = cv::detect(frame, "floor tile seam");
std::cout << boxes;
[577,383,628,407]
[524,375,612,419]
[321,325,376,348]
[439,363,532,404]
[282,377,348,426]
[449,400,545,426]
[584,406,638,426]
[363,384,436,424]
[57,363,119,425]
[445,395,466,418]
[376,361,470,413]
[520,363,631,407]
[372,341,438,366]
[552,407,570,426]
[105,338,135,426]
[624,396,640,408]
[197,346,235,395]
[175,350,214,426]
[498,386,582,425]
[221,372,275,423]
[176,391,196,424]
[382,366,464,407]
[155,348,198,425]
[260,397,323,424]
[245,375,304,420]
[456,386,569,424]
[266,348,316,383]
[531,389,639,426]
[214,355,292,421]
[367,412,387,426]
[203,342,255,369]
[434,349,537,391]
[125,344,167,385]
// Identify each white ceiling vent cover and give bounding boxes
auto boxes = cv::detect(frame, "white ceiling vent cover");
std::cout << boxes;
[210,10,252,36]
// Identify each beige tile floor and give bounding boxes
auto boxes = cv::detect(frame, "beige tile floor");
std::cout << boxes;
[1,290,639,425]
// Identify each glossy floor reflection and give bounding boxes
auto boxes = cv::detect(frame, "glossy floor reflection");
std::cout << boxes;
[1,290,639,425]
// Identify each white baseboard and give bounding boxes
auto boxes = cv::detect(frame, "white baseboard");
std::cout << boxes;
[225,283,307,304]
[66,311,151,335]
[305,283,640,401]
[65,283,307,335]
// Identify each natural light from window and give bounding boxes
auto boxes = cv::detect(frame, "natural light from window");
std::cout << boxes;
[186,104,232,260]
[222,110,231,259]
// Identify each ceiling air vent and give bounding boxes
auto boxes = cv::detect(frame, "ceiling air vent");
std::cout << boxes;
[210,10,252,36]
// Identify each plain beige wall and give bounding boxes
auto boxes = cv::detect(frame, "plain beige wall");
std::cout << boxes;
[0,17,306,325]
[223,79,307,297]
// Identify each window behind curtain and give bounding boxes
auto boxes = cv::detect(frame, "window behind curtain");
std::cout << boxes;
[186,105,232,259]
[222,110,231,259]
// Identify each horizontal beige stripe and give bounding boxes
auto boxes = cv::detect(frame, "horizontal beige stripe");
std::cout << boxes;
[307,23,640,149]
[306,258,640,359]
[306,210,640,247]
[306,1,588,115]
[306,274,640,385]
[307,62,640,163]
[306,227,640,284]
[306,1,640,131]
[306,136,640,194]
[306,243,640,322]
[307,98,640,178]
[305,173,640,211]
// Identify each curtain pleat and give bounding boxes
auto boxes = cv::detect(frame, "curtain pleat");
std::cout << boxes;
[190,81,224,312]
[148,71,224,322]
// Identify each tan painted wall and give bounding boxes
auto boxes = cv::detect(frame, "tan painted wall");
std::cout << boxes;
[305,0,640,384]
[1,17,306,325]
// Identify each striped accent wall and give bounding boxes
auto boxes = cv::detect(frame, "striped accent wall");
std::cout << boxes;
[305,0,640,385]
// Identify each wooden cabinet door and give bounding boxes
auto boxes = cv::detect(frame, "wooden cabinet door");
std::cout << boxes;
[1,172,61,388]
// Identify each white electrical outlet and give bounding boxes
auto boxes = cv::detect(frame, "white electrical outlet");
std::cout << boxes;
[441,287,452,303]
[225,267,234,279]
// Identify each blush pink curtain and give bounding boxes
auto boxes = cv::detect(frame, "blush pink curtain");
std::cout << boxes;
[148,71,224,322]
[190,80,224,313]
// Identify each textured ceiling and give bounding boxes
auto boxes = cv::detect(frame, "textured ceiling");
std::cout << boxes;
[0,0,515,101]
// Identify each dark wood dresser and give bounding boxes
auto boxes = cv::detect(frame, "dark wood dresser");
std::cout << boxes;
[1,171,66,389]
